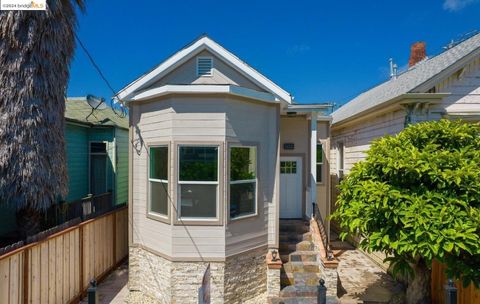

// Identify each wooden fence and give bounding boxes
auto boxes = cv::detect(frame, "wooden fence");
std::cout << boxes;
[0,206,128,304]
[431,260,480,304]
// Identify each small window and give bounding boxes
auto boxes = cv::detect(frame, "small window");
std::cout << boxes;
[316,143,323,183]
[149,146,169,216]
[230,147,257,219]
[178,146,219,219]
[337,142,345,179]
[90,142,107,154]
[280,161,297,174]
[197,57,213,77]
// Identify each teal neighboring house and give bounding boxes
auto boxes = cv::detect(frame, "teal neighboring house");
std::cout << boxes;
[0,97,129,238]
[64,97,129,205]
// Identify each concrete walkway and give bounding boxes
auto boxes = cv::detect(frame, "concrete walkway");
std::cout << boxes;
[331,233,405,304]
[81,263,128,304]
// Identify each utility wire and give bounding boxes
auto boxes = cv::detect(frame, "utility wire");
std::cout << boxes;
[74,32,127,118]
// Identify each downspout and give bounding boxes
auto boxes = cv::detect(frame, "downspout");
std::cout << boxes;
[310,112,317,217]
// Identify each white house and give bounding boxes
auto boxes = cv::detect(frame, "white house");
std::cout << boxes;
[118,36,332,303]
[330,32,480,266]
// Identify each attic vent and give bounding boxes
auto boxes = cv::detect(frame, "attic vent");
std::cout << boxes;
[197,57,213,77]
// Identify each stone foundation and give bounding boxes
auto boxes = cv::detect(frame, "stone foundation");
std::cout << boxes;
[129,245,267,303]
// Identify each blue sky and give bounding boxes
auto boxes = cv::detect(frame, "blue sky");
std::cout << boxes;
[68,0,480,107]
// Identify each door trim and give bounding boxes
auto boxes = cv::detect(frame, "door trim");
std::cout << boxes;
[280,153,306,218]
[280,155,305,219]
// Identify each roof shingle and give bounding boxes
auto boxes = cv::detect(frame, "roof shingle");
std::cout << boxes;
[65,97,128,129]
[332,33,480,125]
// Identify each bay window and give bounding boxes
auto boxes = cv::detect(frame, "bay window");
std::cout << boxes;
[178,146,219,219]
[230,146,257,219]
[149,146,169,216]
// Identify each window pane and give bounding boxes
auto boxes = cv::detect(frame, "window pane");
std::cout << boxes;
[150,147,168,180]
[150,181,168,215]
[316,164,322,182]
[317,144,323,164]
[90,154,107,194]
[180,184,217,218]
[179,147,218,181]
[90,142,107,154]
[231,147,256,181]
[230,182,255,218]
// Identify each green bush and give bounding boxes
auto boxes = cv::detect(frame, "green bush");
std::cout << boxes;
[331,120,480,297]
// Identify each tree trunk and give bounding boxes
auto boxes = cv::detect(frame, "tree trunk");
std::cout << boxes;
[16,207,42,239]
[406,259,431,304]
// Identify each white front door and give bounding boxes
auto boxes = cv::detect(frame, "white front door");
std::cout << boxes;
[280,156,303,218]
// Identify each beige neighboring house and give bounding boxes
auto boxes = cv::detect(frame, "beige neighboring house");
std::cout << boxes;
[330,32,480,266]
[116,36,332,303]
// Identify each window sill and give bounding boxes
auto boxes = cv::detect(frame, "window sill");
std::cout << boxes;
[146,212,170,224]
[173,217,223,226]
[229,212,258,222]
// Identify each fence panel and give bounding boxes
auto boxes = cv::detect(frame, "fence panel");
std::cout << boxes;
[431,260,480,304]
[0,206,127,304]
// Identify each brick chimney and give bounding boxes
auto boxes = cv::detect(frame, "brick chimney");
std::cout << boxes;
[409,42,427,67]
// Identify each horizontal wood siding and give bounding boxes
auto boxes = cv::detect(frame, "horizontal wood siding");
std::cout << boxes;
[146,50,265,92]
[115,128,129,205]
[0,207,128,304]
[434,57,480,117]
[65,124,89,201]
[132,96,279,259]
[225,99,276,256]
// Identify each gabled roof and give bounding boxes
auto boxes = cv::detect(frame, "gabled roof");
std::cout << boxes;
[66,97,129,129]
[332,32,480,125]
[116,35,292,103]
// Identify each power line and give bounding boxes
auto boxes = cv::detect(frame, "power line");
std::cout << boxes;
[74,33,127,118]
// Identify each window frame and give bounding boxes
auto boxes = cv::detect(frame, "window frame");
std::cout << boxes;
[88,140,109,195]
[196,56,213,77]
[316,142,324,184]
[228,144,259,221]
[146,143,171,223]
[174,143,223,225]
[337,141,345,179]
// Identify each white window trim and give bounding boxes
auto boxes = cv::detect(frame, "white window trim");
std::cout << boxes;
[177,145,220,221]
[196,56,213,77]
[229,146,258,221]
[148,146,169,219]
[88,141,109,195]
[337,142,345,178]
[316,142,324,184]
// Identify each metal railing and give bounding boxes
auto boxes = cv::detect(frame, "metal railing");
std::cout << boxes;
[312,202,334,260]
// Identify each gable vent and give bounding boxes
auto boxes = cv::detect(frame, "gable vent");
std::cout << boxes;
[197,57,213,77]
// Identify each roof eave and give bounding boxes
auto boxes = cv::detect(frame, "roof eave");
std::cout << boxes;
[125,84,283,105]
[115,36,292,104]
[332,93,450,127]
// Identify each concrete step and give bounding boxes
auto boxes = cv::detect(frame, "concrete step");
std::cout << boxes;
[283,261,320,274]
[280,285,319,298]
[279,232,312,243]
[289,251,318,262]
[281,272,321,287]
[280,221,310,234]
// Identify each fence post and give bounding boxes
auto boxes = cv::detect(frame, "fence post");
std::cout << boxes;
[113,211,117,264]
[23,248,29,303]
[317,278,326,304]
[79,225,84,293]
[445,279,457,304]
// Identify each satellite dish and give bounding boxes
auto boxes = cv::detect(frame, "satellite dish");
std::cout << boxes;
[86,94,107,110]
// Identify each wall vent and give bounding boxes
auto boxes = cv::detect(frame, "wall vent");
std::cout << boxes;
[197,57,213,77]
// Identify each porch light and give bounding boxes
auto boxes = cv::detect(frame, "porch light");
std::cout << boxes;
[271,249,278,261]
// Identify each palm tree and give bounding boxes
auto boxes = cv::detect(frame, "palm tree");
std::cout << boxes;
[0,0,84,238]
